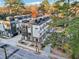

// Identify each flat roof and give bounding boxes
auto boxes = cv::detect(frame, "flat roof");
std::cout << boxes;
[33,17,50,25]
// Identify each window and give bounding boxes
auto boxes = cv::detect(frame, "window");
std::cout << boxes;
[40,27,42,30]
[35,28,38,29]
[40,33,42,35]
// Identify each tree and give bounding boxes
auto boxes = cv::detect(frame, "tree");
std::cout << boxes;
[64,17,79,59]
[70,1,79,17]
[49,0,79,58]
[4,0,24,15]
[40,0,50,14]
[49,32,67,47]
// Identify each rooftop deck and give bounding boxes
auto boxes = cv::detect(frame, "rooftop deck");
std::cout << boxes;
[33,17,50,25]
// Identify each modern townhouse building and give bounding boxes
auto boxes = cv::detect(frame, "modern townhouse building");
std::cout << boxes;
[32,16,51,43]
[21,16,52,44]
[14,15,31,28]
[0,15,31,37]
[0,16,17,37]
[17,16,52,52]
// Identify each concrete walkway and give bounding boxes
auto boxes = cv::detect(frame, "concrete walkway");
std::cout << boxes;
[0,35,21,46]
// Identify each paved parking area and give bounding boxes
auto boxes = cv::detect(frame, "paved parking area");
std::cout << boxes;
[0,35,49,59]
[0,43,49,59]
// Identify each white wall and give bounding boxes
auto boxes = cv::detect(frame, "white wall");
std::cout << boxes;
[32,19,52,38]
[33,25,40,38]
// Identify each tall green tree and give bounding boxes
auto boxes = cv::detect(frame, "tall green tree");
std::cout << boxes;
[65,17,79,59]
